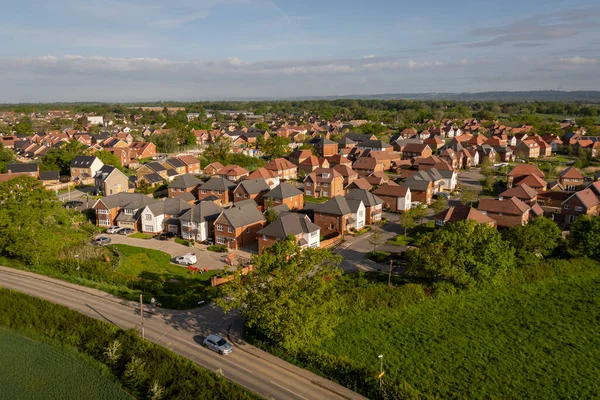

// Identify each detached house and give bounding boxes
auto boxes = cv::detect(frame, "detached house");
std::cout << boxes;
[178,201,224,242]
[177,155,202,175]
[140,197,192,235]
[70,156,104,181]
[402,143,432,160]
[514,140,541,159]
[217,164,249,181]
[265,158,297,180]
[233,178,270,208]
[92,192,156,230]
[197,177,237,206]
[346,189,383,225]
[214,200,266,250]
[168,174,202,198]
[499,183,538,205]
[257,213,321,254]
[314,138,338,157]
[247,167,280,189]
[94,165,129,196]
[561,188,600,225]
[162,157,187,177]
[332,165,359,186]
[558,167,584,191]
[314,195,366,234]
[136,162,168,181]
[204,162,224,176]
[304,168,345,198]
[478,197,531,227]
[371,183,412,212]
[263,182,304,210]
[507,164,545,189]
[435,205,496,227]
[352,157,384,174]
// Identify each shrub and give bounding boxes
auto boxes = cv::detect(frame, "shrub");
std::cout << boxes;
[366,251,391,263]
[207,245,228,253]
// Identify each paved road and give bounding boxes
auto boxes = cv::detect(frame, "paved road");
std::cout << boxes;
[0,267,366,400]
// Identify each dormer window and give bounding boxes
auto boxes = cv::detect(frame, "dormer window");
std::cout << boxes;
[322,173,330,179]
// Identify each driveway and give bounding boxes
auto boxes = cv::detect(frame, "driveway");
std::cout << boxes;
[101,235,249,270]
[458,168,484,192]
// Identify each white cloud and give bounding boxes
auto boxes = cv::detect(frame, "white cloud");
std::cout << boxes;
[559,56,597,65]
[363,54,375,59]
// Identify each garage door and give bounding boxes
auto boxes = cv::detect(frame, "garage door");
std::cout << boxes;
[168,225,178,233]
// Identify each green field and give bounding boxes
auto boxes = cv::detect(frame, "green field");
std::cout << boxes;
[319,269,600,398]
[0,329,129,400]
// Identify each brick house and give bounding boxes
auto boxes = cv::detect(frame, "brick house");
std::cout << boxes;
[197,177,237,205]
[161,157,187,177]
[263,182,304,210]
[128,142,156,159]
[558,166,585,191]
[204,162,224,176]
[346,189,383,225]
[178,201,224,242]
[94,165,129,196]
[217,164,249,181]
[264,158,298,180]
[477,197,531,227]
[332,165,359,186]
[435,205,496,227]
[401,179,434,205]
[233,178,270,209]
[257,212,320,254]
[136,162,168,181]
[352,157,384,174]
[168,174,201,198]
[304,168,345,198]
[247,167,280,189]
[314,138,338,157]
[214,200,266,250]
[314,195,365,234]
[514,140,541,159]
[561,188,600,225]
[507,164,545,188]
[289,149,313,166]
[327,154,353,168]
[92,192,156,230]
[178,155,202,175]
[371,183,412,212]
[499,183,538,205]
[402,143,432,160]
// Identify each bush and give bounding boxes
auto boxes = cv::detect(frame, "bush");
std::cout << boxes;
[207,245,228,253]
[366,251,391,263]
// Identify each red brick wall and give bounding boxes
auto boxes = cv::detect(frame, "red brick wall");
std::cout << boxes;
[314,213,346,234]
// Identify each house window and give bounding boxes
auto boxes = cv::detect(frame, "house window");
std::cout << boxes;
[201,189,207,194]
[237,193,241,197]
[217,224,223,231]
[216,236,226,245]
[246,228,250,233]
[99,219,110,226]
[145,214,152,221]
[97,209,109,214]
[262,235,268,241]
[329,224,335,230]
[244,194,248,198]
[359,210,364,217]
[323,191,328,197]
[145,225,153,232]
[310,231,318,238]
[306,190,313,196]
[228,226,234,233]
[323,183,329,188]
[564,204,569,210]
[574,206,583,212]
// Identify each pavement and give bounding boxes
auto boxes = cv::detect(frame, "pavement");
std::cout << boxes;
[102,234,252,271]
[0,266,366,400]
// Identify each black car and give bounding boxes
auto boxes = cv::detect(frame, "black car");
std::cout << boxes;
[159,232,176,240]
[64,200,84,208]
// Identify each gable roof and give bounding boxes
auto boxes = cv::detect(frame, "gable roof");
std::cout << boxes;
[265,157,296,171]
[402,143,430,153]
[169,174,202,189]
[218,200,265,228]
[236,178,270,195]
[499,183,538,200]
[346,189,383,207]
[165,158,186,168]
[178,155,200,166]
[515,174,547,189]
[94,192,156,210]
[436,205,496,225]
[205,162,224,171]
[372,183,409,197]
[507,164,545,178]
[248,167,278,180]
[264,182,303,199]
[315,195,352,216]
[347,177,372,191]
[70,155,99,168]
[146,197,192,216]
[143,172,164,184]
[144,161,167,172]
[199,176,237,191]
[178,201,224,223]
[563,188,600,209]
[39,171,60,181]
[258,212,320,239]
[559,166,584,180]
[478,197,530,215]
[6,162,38,173]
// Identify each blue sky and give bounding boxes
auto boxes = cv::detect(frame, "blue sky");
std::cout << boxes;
[0,0,599,101]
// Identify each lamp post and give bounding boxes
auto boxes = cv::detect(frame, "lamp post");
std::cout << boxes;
[378,354,384,395]
[74,255,80,283]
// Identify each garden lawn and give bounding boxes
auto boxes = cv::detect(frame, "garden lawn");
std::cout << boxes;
[111,244,215,282]
[320,270,600,398]
[387,234,412,246]
[0,329,128,400]
[128,232,154,239]
[303,195,328,204]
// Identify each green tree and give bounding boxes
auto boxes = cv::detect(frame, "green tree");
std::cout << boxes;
[0,144,15,173]
[368,225,384,252]
[95,150,122,170]
[460,189,477,206]
[568,215,600,259]
[411,203,428,225]
[13,117,34,135]
[406,220,516,288]
[216,238,342,351]
[431,196,448,216]
[503,217,561,266]
[253,122,270,132]
[257,135,291,160]
[399,210,416,237]
[264,198,278,224]
[205,135,232,163]
[41,140,87,174]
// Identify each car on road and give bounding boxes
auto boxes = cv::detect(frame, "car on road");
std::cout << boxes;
[159,232,176,240]
[174,253,198,265]
[106,226,122,234]
[117,228,134,235]
[93,236,111,246]
[64,200,84,208]
[203,334,233,355]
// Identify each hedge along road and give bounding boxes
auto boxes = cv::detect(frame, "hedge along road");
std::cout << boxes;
[0,266,366,400]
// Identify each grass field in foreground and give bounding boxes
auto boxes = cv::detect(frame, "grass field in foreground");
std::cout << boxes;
[0,329,129,400]
[320,270,600,398]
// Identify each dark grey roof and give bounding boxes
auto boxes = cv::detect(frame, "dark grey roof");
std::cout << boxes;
[271,203,290,214]
[70,156,98,168]
[338,137,356,145]
[344,133,372,143]
[258,212,320,239]
[264,182,302,199]
[145,162,167,172]
[237,178,270,195]
[6,162,38,173]
[359,140,391,149]
[346,198,364,213]
[174,191,196,203]
[146,197,192,216]
[143,173,164,184]
[218,199,265,228]
[166,158,186,168]
[401,179,430,191]
[315,195,352,216]
[178,201,224,223]
[39,171,59,181]
[169,174,202,189]
[199,177,237,191]
[346,189,383,207]
[94,192,157,210]
[167,169,179,177]
[242,130,265,138]
[316,138,337,145]
[94,165,120,181]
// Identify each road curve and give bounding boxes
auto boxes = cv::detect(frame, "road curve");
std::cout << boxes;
[0,266,366,400]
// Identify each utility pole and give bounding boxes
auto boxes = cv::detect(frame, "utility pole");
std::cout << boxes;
[140,294,145,339]
[388,259,393,287]
[378,354,384,396]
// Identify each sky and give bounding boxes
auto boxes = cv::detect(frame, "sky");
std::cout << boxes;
[0,0,599,102]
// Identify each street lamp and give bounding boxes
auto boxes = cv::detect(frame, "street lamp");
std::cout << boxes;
[74,255,80,283]
[378,354,384,393]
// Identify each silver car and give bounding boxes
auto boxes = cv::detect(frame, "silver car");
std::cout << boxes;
[106,226,121,234]
[203,334,233,355]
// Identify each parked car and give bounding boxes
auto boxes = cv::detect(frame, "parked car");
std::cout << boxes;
[202,238,214,245]
[64,200,83,208]
[106,226,121,234]
[174,253,197,265]
[159,232,176,240]
[203,334,233,355]
[93,236,111,246]
[433,192,451,200]
[117,228,134,235]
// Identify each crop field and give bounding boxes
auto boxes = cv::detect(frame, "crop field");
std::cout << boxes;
[0,329,129,400]
[319,270,600,398]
